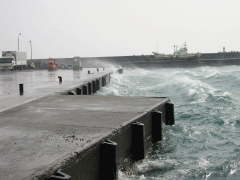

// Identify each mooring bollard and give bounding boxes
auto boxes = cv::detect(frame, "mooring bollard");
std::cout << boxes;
[99,140,118,180]
[152,111,162,142]
[58,76,62,83]
[166,102,175,125]
[45,169,71,180]
[131,121,145,161]
[19,84,23,95]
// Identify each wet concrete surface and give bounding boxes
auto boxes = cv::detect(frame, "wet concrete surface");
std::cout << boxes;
[0,95,168,180]
[0,69,169,179]
[0,68,110,112]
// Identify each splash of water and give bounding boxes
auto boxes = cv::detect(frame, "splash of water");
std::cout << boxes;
[97,66,240,179]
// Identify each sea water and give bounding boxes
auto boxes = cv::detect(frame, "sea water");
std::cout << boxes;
[97,66,240,180]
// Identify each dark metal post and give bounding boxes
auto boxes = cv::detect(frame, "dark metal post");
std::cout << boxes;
[19,84,23,95]
[58,76,62,83]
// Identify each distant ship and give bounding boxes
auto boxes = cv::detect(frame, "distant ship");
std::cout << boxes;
[151,42,201,60]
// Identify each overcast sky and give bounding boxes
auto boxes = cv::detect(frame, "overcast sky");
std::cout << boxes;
[1,0,240,59]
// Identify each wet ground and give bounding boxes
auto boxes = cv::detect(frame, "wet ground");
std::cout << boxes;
[0,69,169,179]
[0,68,109,112]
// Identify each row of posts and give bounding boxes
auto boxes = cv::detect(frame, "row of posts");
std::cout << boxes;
[99,103,174,179]
[18,77,104,96]
[19,67,120,95]
[68,75,108,95]
[18,76,108,95]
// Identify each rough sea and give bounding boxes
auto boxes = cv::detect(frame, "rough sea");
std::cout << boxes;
[97,66,240,180]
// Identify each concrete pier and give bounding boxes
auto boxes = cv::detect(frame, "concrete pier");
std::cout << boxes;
[0,68,111,112]
[0,69,172,179]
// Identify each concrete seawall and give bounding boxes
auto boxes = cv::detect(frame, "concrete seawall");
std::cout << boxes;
[27,52,240,69]
[0,69,174,179]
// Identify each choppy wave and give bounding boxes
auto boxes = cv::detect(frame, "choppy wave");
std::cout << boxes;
[97,66,240,179]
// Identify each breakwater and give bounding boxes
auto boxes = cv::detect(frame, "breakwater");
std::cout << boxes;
[27,52,240,69]
[0,68,174,179]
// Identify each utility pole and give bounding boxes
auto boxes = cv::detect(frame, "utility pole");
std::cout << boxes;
[29,40,32,59]
[18,33,21,51]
